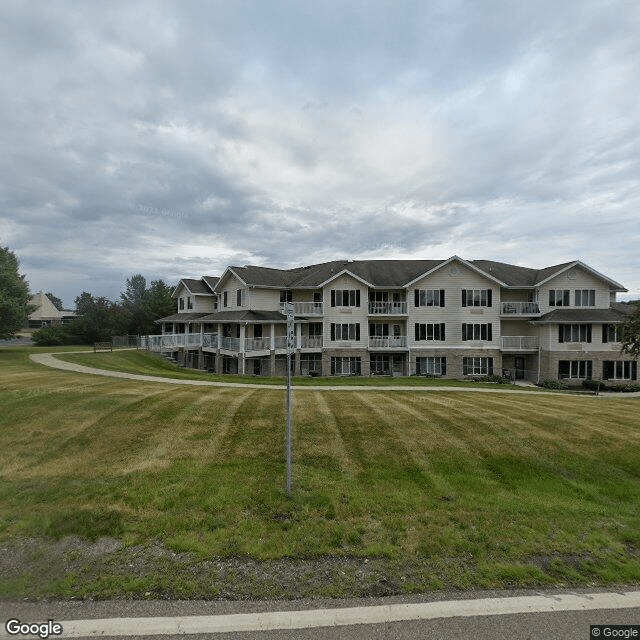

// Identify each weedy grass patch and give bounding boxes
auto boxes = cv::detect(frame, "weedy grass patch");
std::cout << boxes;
[0,346,639,598]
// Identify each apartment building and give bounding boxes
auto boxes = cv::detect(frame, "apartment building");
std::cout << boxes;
[147,256,638,383]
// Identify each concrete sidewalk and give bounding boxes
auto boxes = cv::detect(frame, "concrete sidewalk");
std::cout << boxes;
[29,351,640,396]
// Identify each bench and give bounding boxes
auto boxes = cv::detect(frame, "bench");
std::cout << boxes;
[93,342,113,352]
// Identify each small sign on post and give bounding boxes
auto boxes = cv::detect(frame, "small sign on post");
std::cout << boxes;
[285,303,294,495]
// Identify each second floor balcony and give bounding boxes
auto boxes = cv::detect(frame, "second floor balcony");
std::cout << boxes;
[501,336,539,351]
[368,301,408,315]
[501,301,541,316]
[369,335,408,349]
[280,302,324,315]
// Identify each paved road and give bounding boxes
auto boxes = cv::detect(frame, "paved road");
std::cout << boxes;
[2,590,639,639]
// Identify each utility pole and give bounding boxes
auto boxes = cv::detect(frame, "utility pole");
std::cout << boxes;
[285,303,294,496]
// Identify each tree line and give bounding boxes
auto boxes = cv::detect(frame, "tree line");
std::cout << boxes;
[1,245,176,345]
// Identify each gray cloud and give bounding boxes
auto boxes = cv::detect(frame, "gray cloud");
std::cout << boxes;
[1,0,639,307]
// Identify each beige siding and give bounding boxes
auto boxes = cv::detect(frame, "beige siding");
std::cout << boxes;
[539,266,611,313]
[249,288,280,311]
[408,262,500,349]
[323,274,368,348]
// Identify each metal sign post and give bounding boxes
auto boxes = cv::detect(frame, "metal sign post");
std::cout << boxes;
[285,303,294,496]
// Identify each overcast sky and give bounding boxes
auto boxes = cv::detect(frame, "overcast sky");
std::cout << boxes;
[1,0,639,307]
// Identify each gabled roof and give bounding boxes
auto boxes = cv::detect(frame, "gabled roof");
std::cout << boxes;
[172,278,215,298]
[202,275,220,291]
[532,260,627,291]
[28,291,76,320]
[204,258,628,291]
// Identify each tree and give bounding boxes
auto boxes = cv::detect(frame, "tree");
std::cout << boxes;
[119,275,176,335]
[0,246,33,339]
[66,292,120,344]
[619,303,640,359]
[142,279,176,333]
[45,292,65,311]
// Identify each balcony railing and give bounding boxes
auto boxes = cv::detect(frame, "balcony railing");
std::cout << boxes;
[220,336,241,351]
[501,336,539,350]
[369,336,408,349]
[280,302,324,315]
[301,336,323,349]
[141,333,216,351]
[368,301,407,315]
[244,337,272,351]
[501,302,541,316]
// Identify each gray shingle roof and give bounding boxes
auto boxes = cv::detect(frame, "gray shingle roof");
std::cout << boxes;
[155,313,210,323]
[198,310,287,323]
[217,258,626,291]
[532,307,632,324]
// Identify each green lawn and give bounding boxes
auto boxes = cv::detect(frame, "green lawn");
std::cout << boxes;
[1,346,639,598]
[54,348,548,388]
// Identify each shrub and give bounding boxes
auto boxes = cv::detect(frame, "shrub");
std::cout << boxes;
[538,379,567,390]
[31,325,72,346]
[478,374,512,384]
[608,383,640,393]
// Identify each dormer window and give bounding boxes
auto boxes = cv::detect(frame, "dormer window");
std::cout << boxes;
[187,296,193,309]
[179,297,184,310]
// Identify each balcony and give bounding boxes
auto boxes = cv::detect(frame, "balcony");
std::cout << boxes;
[501,336,539,351]
[300,336,323,349]
[280,302,323,315]
[141,333,216,351]
[368,301,407,315]
[369,336,408,349]
[501,302,541,316]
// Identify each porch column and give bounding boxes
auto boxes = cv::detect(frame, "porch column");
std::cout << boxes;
[217,323,222,349]
[270,323,275,349]
[239,325,246,375]
[294,322,302,376]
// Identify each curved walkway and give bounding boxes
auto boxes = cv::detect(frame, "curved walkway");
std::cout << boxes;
[29,351,640,396]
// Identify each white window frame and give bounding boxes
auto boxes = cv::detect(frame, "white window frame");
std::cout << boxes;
[463,357,494,376]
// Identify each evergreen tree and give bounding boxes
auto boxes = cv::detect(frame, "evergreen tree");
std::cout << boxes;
[45,292,65,311]
[619,303,640,359]
[0,246,33,339]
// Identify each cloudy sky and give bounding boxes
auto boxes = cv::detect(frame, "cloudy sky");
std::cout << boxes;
[1,0,639,307]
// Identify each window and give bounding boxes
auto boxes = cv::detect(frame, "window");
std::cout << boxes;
[558,360,592,379]
[308,322,322,337]
[331,356,361,375]
[280,290,292,303]
[313,292,322,303]
[602,324,623,343]
[574,289,595,306]
[558,324,592,343]
[461,323,492,341]
[301,354,322,375]
[223,291,228,308]
[463,357,494,376]
[179,297,185,310]
[415,289,445,307]
[370,354,390,374]
[462,289,492,307]
[330,323,360,341]
[331,289,361,307]
[187,296,193,310]
[253,324,262,339]
[549,289,570,306]
[415,323,446,341]
[370,291,388,303]
[603,361,637,380]
[236,289,246,307]
[370,323,389,337]
[416,357,446,375]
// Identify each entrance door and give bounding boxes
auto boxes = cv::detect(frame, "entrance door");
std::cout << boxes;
[392,355,404,376]
[514,357,525,380]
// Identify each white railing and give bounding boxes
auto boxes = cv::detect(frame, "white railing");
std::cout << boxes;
[501,336,539,350]
[301,336,323,348]
[244,337,272,351]
[141,333,217,351]
[202,333,218,348]
[220,336,241,351]
[280,302,324,315]
[501,302,540,315]
[369,336,408,348]
[368,301,407,315]
[273,336,288,349]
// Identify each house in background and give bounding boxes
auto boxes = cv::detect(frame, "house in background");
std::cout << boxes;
[145,257,639,383]
[25,291,77,330]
